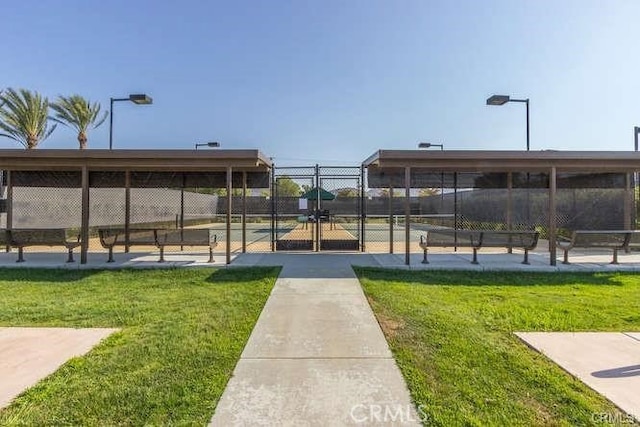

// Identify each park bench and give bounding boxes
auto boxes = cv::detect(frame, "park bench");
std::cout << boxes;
[8,228,81,263]
[98,228,158,263]
[556,230,638,264]
[98,228,218,263]
[420,229,539,265]
[155,229,217,263]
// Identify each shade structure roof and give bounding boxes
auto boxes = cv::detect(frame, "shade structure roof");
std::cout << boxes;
[0,149,272,172]
[362,150,640,173]
[301,187,336,201]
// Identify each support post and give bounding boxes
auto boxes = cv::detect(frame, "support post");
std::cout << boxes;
[81,166,90,264]
[624,172,632,230]
[242,171,247,253]
[226,166,232,264]
[5,170,12,252]
[507,172,513,254]
[389,185,394,254]
[454,172,458,250]
[360,165,366,252]
[549,167,557,266]
[315,164,320,252]
[271,165,275,252]
[125,170,131,252]
[405,167,411,265]
[180,173,185,250]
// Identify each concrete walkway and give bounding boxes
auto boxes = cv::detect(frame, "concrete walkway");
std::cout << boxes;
[209,254,421,426]
[517,332,640,422]
[0,327,119,410]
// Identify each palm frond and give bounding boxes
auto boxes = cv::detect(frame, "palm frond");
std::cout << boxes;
[0,88,55,149]
[50,94,107,148]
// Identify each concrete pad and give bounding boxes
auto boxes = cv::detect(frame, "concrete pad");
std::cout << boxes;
[0,327,119,409]
[242,293,391,358]
[0,251,237,269]
[210,358,422,426]
[626,333,640,342]
[271,278,364,295]
[516,332,640,420]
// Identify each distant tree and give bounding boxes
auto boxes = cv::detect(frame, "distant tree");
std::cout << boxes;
[337,188,358,198]
[50,94,107,149]
[210,188,243,196]
[276,176,302,196]
[0,88,56,149]
[379,188,404,197]
[418,188,440,197]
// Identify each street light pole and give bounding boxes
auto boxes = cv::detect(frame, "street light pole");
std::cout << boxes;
[525,99,530,151]
[486,94,530,151]
[109,94,153,150]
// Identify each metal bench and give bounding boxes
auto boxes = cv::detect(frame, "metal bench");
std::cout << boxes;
[98,228,158,263]
[8,228,81,263]
[155,229,217,263]
[420,229,539,265]
[557,230,634,264]
[98,228,218,263]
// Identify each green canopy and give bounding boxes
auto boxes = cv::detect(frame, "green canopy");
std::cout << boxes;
[301,187,335,201]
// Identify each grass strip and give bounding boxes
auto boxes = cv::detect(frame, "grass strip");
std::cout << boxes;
[0,267,278,425]
[356,268,640,426]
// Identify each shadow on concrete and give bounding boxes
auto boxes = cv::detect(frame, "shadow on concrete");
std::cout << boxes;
[592,364,640,378]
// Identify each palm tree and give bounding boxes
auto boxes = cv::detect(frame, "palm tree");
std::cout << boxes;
[50,95,107,149]
[0,88,56,149]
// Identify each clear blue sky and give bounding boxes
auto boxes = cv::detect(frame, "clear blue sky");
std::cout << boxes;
[3,0,640,164]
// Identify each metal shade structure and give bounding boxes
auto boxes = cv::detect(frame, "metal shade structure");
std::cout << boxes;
[363,149,640,266]
[0,149,272,265]
[301,187,335,201]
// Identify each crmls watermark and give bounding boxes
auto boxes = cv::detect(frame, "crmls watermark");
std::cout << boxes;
[350,403,429,424]
[591,412,637,424]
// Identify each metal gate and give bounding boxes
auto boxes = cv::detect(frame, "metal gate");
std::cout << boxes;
[272,165,363,251]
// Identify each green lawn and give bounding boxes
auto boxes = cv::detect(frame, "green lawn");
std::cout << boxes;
[355,268,640,426]
[0,267,279,426]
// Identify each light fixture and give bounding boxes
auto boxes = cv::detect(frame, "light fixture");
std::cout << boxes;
[195,141,220,149]
[418,142,444,150]
[486,94,530,151]
[109,93,153,149]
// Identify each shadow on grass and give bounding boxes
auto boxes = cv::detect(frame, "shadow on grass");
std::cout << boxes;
[354,267,628,287]
[204,266,281,284]
[0,268,102,283]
